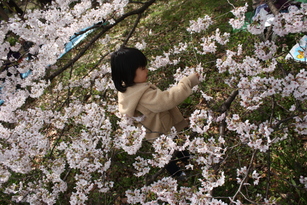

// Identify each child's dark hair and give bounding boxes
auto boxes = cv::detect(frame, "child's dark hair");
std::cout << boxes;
[111,47,147,92]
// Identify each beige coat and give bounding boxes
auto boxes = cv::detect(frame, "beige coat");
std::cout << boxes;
[118,73,200,142]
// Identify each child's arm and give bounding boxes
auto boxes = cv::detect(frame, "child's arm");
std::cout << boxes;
[140,73,200,113]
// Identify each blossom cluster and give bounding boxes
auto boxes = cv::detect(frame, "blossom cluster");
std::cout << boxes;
[133,156,151,177]
[248,4,307,36]
[126,176,227,205]
[148,43,189,73]
[188,136,225,166]
[150,134,177,167]
[229,3,248,29]
[115,114,146,155]
[0,0,129,202]
[254,40,277,61]
[0,0,128,115]
[189,109,214,134]
[236,166,261,186]
[300,176,307,189]
[173,63,206,86]
[272,5,307,36]
[194,28,230,55]
[1,101,114,204]
[186,15,213,33]
[226,114,288,152]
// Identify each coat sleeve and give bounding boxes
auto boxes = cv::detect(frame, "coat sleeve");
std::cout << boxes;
[139,73,200,113]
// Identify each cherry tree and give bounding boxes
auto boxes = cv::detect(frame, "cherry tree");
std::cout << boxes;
[0,0,307,204]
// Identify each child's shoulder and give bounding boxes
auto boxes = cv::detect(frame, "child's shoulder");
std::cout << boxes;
[124,82,154,94]
[133,82,156,89]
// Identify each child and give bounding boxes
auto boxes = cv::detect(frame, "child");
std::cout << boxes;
[111,46,200,177]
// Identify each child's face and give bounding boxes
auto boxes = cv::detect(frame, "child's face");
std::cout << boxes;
[134,67,148,83]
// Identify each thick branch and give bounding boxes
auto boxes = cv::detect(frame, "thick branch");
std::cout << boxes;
[220,90,239,113]
[266,0,280,16]
[219,90,239,137]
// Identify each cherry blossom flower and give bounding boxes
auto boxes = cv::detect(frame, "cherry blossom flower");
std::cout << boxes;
[229,3,248,29]
[133,156,151,177]
[254,41,277,61]
[300,176,307,188]
[187,15,213,33]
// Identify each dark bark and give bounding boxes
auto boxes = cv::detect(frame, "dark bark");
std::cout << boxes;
[266,0,280,16]
[219,90,239,137]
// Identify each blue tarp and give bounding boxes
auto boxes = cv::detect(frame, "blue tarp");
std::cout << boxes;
[58,26,96,59]
[58,21,107,58]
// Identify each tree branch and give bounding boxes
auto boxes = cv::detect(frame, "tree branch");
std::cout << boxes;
[231,150,257,201]
[122,13,142,47]
[273,115,297,130]
[266,0,279,16]
[219,90,239,137]
[220,90,239,113]
[46,0,156,81]
[266,148,271,199]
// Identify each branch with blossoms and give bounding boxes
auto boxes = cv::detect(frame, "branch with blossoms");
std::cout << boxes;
[231,150,258,202]
[47,0,156,81]
[218,90,239,137]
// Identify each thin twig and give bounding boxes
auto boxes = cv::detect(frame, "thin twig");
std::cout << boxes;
[123,13,142,47]
[273,115,297,130]
[269,95,275,125]
[266,148,271,199]
[82,52,110,80]
[48,125,67,159]
[145,168,164,185]
[231,150,257,201]
[226,0,236,9]
[130,1,145,3]
[239,191,257,204]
